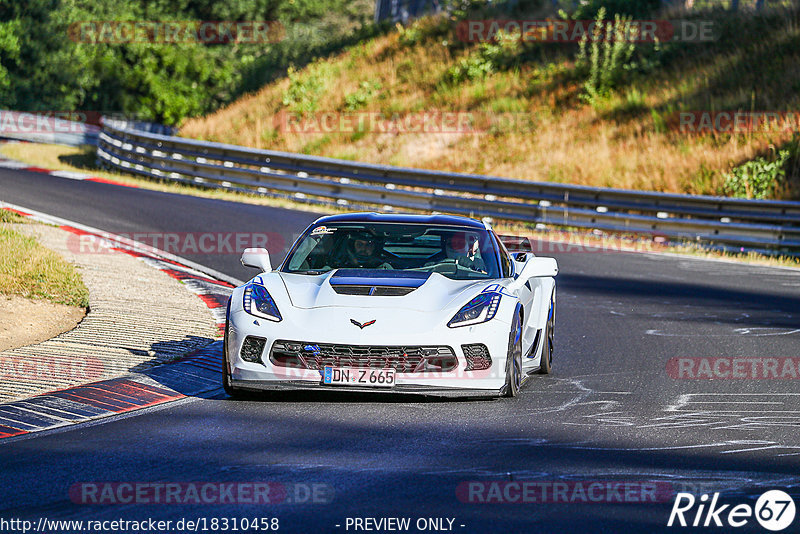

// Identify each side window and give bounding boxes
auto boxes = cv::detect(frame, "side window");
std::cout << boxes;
[287,235,322,270]
[492,232,513,278]
[500,247,513,278]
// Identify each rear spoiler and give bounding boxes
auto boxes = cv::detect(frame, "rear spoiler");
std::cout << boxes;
[498,235,533,254]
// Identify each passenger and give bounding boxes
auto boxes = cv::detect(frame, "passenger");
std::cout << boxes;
[344,233,393,269]
[428,232,486,272]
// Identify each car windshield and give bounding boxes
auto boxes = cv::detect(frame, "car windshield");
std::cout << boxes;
[283,223,501,280]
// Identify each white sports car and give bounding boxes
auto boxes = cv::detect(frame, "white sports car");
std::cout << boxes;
[223,213,557,398]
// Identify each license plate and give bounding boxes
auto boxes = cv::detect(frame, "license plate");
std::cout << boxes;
[323,367,396,388]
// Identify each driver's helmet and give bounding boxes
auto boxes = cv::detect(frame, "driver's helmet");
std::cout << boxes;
[347,231,383,264]
[444,232,475,258]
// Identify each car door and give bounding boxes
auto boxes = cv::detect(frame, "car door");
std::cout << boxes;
[492,231,537,356]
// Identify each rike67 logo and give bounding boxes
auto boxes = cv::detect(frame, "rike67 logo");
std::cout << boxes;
[668,490,796,531]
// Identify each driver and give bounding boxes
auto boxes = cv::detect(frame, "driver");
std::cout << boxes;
[344,232,393,269]
[444,232,473,259]
[427,232,486,272]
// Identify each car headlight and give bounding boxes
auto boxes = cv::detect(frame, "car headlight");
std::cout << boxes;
[243,283,282,322]
[448,291,501,328]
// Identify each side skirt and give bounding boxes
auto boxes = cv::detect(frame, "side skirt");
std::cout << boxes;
[524,328,543,376]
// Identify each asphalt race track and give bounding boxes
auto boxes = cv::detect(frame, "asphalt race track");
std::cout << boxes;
[2,168,800,533]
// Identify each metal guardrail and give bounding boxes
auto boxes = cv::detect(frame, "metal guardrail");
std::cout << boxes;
[0,111,99,147]
[97,119,800,250]
[0,111,176,147]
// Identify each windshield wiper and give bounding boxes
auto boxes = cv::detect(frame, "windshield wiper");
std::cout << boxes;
[292,269,331,275]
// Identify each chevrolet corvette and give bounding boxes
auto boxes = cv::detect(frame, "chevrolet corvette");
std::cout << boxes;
[223,213,557,397]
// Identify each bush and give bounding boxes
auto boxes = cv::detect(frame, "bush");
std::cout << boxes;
[344,81,382,110]
[0,0,374,125]
[0,20,21,100]
[722,146,792,199]
[281,66,323,112]
[446,30,520,84]
[575,8,637,103]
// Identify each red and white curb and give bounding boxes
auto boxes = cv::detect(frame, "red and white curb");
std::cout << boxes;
[0,147,133,188]
[0,201,240,440]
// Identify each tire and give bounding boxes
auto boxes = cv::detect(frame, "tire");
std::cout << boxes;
[221,302,245,399]
[537,291,555,375]
[503,309,524,398]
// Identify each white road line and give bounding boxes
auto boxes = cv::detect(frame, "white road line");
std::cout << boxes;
[683,401,785,404]
[49,170,90,180]
[673,410,800,414]
[720,445,784,454]
[677,393,800,396]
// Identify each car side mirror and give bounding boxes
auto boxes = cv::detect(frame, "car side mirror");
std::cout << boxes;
[509,257,557,290]
[241,248,272,272]
[523,257,558,278]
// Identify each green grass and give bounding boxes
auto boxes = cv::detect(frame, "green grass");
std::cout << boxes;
[0,210,25,224]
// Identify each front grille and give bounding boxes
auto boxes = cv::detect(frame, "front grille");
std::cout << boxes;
[332,285,416,296]
[462,343,492,371]
[270,340,457,373]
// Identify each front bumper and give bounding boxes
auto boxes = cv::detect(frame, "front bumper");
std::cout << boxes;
[226,304,512,395]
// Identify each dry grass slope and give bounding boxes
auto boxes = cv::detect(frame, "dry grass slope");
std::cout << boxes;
[181,6,800,198]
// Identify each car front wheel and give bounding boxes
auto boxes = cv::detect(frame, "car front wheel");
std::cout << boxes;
[222,303,245,399]
[503,310,523,397]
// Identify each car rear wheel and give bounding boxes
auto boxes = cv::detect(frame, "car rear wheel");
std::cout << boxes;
[537,291,555,375]
[503,310,523,397]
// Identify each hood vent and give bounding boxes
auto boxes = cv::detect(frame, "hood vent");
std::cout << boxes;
[332,285,416,296]
[329,269,430,296]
